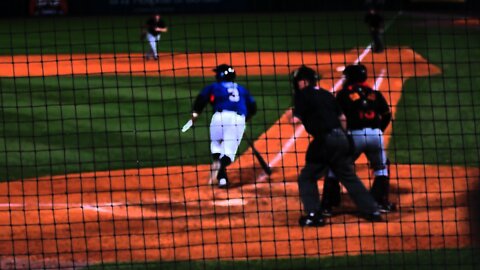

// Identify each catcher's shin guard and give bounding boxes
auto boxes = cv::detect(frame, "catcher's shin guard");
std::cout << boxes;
[371,175,396,212]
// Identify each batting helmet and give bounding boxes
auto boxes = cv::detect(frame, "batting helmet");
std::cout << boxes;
[292,65,320,90]
[214,64,236,82]
[343,64,367,84]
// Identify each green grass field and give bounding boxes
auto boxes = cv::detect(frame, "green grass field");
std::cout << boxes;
[88,248,480,270]
[1,12,479,181]
[0,11,479,270]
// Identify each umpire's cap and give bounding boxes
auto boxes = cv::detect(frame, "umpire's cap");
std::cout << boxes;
[292,65,320,89]
[214,64,236,82]
[343,64,367,84]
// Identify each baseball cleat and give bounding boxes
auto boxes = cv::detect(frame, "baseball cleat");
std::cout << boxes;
[362,211,383,222]
[321,207,333,217]
[208,160,221,185]
[218,178,228,189]
[378,202,397,213]
[299,212,325,227]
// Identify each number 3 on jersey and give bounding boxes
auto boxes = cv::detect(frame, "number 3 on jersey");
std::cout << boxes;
[227,88,240,102]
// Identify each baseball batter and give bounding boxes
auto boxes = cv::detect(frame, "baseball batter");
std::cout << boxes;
[322,64,395,215]
[190,64,257,188]
[144,14,168,60]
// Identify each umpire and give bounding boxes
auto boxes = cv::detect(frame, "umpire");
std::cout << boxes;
[292,65,381,227]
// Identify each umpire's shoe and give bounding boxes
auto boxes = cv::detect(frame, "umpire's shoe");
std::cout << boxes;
[321,206,334,217]
[362,211,383,222]
[299,212,325,227]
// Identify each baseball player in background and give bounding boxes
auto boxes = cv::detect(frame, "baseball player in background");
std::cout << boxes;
[321,64,395,216]
[364,8,385,53]
[143,14,168,60]
[190,64,257,188]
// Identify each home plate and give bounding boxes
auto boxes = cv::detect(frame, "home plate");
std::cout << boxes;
[212,198,245,206]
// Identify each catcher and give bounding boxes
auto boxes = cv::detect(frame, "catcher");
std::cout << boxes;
[321,64,395,216]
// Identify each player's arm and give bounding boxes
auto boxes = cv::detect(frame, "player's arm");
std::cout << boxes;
[377,93,392,131]
[339,113,347,131]
[156,20,168,33]
[245,91,257,121]
[293,91,307,121]
[191,86,212,121]
[380,111,391,132]
[155,26,168,33]
[246,102,257,122]
[335,90,351,125]
[332,91,348,131]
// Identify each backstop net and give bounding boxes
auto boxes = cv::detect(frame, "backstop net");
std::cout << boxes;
[0,2,479,269]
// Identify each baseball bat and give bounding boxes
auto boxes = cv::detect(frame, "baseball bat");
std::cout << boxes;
[181,119,193,133]
[244,134,272,175]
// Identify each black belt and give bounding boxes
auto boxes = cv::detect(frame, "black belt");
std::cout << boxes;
[328,128,344,134]
[350,127,380,131]
[216,110,244,116]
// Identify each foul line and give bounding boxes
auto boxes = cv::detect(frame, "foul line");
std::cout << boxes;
[373,68,386,90]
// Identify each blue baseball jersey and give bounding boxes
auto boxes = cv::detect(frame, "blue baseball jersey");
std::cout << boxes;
[198,82,255,116]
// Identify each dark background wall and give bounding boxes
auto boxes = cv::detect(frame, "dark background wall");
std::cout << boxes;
[0,0,477,17]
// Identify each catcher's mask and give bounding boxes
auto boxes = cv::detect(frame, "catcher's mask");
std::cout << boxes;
[343,64,367,84]
[292,65,320,91]
[214,64,236,82]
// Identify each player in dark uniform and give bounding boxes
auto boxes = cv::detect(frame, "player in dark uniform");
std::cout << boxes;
[143,14,168,60]
[364,8,384,53]
[190,64,257,188]
[292,65,381,227]
[321,64,395,216]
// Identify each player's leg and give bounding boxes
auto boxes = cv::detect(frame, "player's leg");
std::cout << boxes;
[216,112,246,188]
[321,131,366,216]
[373,30,384,53]
[145,33,157,60]
[209,113,224,185]
[153,34,160,59]
[209,153,221,186]
[216,156,232,188]
[320,170,341,216]
[320,129,369,215]
[364,128,396,212]
[298,161,327,226]
[327,129,381,221]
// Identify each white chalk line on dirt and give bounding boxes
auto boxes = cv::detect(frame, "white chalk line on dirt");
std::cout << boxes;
[373,68,386,91]
[0,196,246,214]
[0,202,125,215]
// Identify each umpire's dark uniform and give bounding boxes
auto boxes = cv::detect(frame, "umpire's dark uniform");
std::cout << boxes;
[292,66,380,226]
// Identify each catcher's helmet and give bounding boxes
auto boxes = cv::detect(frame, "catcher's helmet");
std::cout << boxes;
[343,64,367,84]
[214,64,236,82]
[292,65,320,89]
